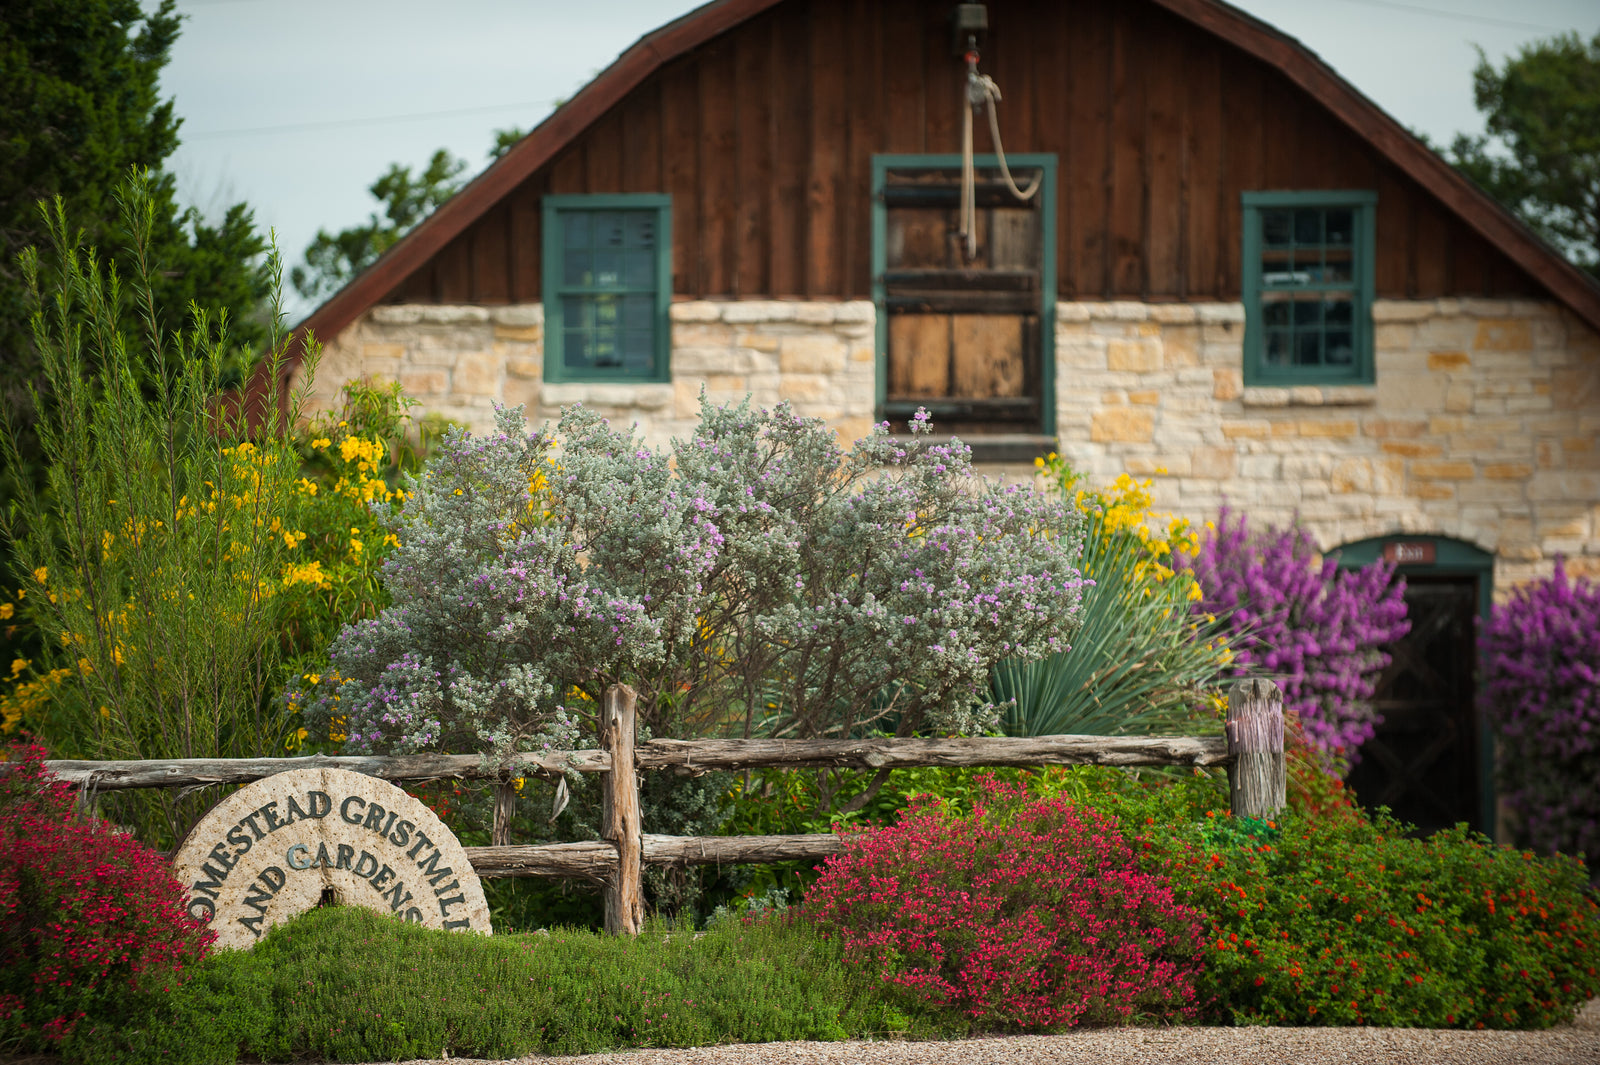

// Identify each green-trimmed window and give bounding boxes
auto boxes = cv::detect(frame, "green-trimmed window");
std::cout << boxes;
[542,194,672,383]
[1241,191,1376,385]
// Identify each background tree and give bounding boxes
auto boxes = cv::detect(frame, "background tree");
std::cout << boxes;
[1448,31,1600,275]
[1,0,272,679]
[290,127,526,301]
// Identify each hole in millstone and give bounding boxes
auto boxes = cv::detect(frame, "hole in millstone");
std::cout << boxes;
[318,886,338,907]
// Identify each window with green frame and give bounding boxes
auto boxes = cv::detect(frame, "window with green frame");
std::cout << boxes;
[1241,191,1376,385]
[542,194,672,383]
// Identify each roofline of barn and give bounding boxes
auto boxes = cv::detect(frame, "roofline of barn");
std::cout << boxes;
[237,0,1600,423]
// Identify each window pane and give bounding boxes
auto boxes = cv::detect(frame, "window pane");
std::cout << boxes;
[1266,329,1292,365]
[1293,299,1322,328]
[1324,299,1353,327]
[1263,210,1292,246]
[594,295,619,326]
[591,328,622,367]
[622,294,654,330]
[623,250,655,288]
[622,330,654,369]
[1325,209,1353,245]
[1263,299,1291,327]
[561,295,591,330]
[595,212,625,246]
[1294,209,1322,244]
[593,250,622,287]
[623,213,656,249]
[564,251,592,286]
[1321,251,1353,283]
[1326,331,1354,365]
[1295,331,1322,366]
[563,212,591,250]
[563,329,590,370]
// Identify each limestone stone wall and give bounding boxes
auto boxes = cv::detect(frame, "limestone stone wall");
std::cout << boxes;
[301,300,876,449]
[1053,299,1600,589]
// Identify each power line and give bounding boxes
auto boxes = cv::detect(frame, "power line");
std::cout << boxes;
[1325,0,1572,34]
[186,100,554,140]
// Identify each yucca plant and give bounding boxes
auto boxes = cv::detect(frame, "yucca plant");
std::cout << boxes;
[992,464,1228,738]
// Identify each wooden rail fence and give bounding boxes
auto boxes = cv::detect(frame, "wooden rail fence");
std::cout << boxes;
[42,679,1285,934]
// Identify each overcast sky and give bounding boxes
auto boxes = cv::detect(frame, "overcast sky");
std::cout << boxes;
[154,0,1598,321]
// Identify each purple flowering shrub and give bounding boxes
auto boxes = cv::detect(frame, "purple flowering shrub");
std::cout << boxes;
[1480,560,1600,864]
[1183,508,1409,764]
[299,400,1087,761]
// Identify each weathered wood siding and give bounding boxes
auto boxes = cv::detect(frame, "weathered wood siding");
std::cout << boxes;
[385,0,1545,306]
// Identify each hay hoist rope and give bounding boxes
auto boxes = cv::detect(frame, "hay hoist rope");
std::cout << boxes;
[955,5,1039,261]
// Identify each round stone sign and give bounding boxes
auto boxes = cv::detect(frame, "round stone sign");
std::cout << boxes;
[171,767,491,949]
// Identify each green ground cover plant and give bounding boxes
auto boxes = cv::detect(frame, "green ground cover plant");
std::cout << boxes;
[68,904,920,1064]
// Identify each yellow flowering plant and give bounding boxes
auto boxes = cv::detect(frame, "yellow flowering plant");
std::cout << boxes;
[991,453,1230,737]
[0,181,313,844]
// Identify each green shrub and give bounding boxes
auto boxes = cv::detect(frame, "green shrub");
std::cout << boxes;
[84,905,920,1063]
[1072,767,1600,1028]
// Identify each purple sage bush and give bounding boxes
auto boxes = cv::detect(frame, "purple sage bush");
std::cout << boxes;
[1480,559,1600,865]
[298,401,1087,763]
[1182,507,1410,764]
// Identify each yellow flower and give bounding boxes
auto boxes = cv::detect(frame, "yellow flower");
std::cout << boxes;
[311,437,331,450]
[0,603,12,620]
[304,673,321,686]
[32,567,47,585]
[99,706,111,719]
[9,659,26,677]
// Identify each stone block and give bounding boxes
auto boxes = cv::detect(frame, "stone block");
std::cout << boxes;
[792,303,837,325]
[674,346,753,374]
[834,301,875,324]
[1483,463,1533,480]
[502,376,540,410]
[1380,440,1443,458]
[1241,387,1290,408]
[779,335,847,374]
[1412,460,1476,480]
[1202,321,1242,343]
[1289,386,1324,406]
[1221,420,1271,440]
[1056,302,1092,322]
[1320,386,1378,407]
[361,342,405,361]
[453,352,499,396]
[779,374,830,401]
[1530,472,1600,501]
[1428,351,1471,371]
[849,339,874,364]
[1090,408,1155,443]
[1457,298,1513,318]
[494,325,543,343]
[723,300,798,323]
[1284,454,1332,481]
[1163,327,1201,368]
[1474,318,1534,351]
[1371,300,1435,322]
[1457,480,1525,505]
[1374,323,1415,350]
[1413,481,1455,500]
[1126,455,1190,476]
[400,369,448,396]
[1331,457,1372,494]
[1197,303,1245,324]
[670,301,722,322]
[419,305,490,324]
[1297,419,1358,438]
[673,323,736,348]
[1106,338,1161,373]
[736,331,781,353]
[1505,394,1554,414]
[1150,304,1198,324]
[371,305,426,325]
[833,416,876,446]
[1444,384,1474,412]
[491,304,543,327]
[1129,390,1160,406]
[1239,454,1282,480]
[1190,445,1236,480]
[506,357,542,379]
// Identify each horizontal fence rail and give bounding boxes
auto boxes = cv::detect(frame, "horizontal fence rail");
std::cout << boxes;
[41,735,1229,791]
[31,679,1285,935]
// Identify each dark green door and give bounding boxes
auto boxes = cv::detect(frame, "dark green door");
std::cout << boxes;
[1335,536,1494,838]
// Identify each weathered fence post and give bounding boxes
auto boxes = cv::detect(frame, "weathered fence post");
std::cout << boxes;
[600,684,644,935]
[1226,677,1286,820]
[491,782,517,847]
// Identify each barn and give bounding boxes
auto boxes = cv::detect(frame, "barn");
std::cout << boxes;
[262,0,1600,838]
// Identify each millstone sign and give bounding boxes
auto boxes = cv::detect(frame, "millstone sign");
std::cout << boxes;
[171,767,491,949]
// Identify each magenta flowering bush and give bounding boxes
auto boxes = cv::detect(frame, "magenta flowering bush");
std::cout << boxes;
[806,777,1206,1030]
[1182,508,1409,764]
[1480,559,1600,864]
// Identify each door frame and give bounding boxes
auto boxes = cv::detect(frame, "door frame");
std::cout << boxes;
[1334,535,1496,838]
[870,153,1058,439]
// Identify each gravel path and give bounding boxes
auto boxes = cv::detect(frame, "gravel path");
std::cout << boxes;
[390,999,1600,1065]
